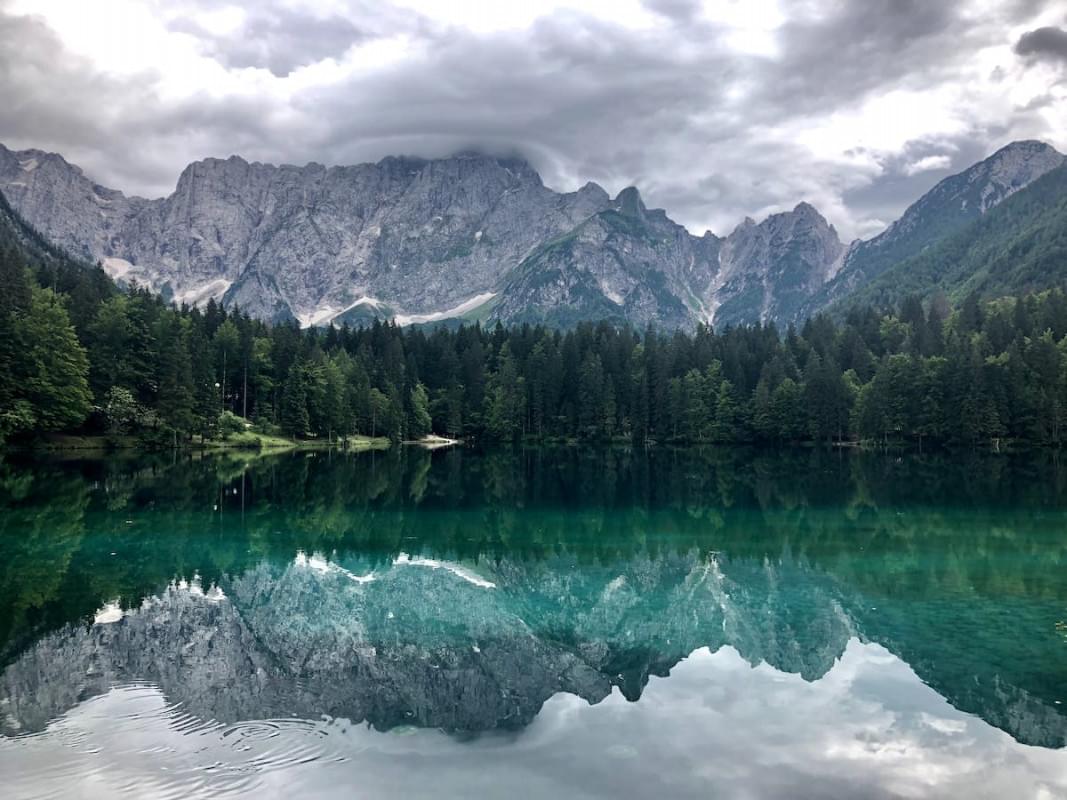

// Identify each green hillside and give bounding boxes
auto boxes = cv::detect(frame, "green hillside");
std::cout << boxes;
[840,165,1067,312]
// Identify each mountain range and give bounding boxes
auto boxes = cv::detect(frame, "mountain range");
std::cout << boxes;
[0,140,1063,328]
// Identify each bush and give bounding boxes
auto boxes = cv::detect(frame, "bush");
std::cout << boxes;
[218,410,248,437]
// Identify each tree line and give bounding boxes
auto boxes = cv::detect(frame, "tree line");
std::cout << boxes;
[3,231,1067,447]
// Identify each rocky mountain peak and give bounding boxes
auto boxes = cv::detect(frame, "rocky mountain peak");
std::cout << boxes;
[709,201,844,326]
[729,201,838,246]
[792,200,822,218]
[973,140,1064,204]
[613,185,646,218]
[576,181,610,204]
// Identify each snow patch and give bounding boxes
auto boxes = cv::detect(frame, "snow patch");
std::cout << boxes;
[102,257,135,281]
[173,278,232,308]
[93,601,125,625]
[474,230,483,242]
[297,296,386,328]
[295,550,377,584]
[393,552,496,588]
[298,306,342,328]
[18,157,38,172]
[393,292,496,326]
[823,244,850,282]
[600,281,624,305]
[704,248,727,325]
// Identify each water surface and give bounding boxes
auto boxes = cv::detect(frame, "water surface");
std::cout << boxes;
[1,447,1066,798]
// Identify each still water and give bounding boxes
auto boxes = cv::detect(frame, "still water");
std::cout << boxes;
[1,446,1066,799]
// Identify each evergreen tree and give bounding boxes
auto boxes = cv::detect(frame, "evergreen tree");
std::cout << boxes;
[410,382,432,438]
[155,315,195,440]
[10,288,92,433]
[280,363,310,438]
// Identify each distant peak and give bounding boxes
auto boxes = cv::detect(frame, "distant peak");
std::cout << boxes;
[614,186,646,218]
[978,140,1064,172]
[994,139,1060,156]
[577,181,610,204]
[185,154,250,172]
[449,148,536,172]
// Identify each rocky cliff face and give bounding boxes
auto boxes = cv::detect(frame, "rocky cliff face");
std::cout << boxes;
[709,202,846,327]
[0,140,1062,328]
[491,187,721,329]
[0,147,613,324]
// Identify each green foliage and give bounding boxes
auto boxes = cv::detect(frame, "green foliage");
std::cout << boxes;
[485,343,525,440]
[842,165,1067,313]
[10,287,92,433]
[279,363,310,438]
[218,410,247,437]
[103,386,153,434]
[409,383,432,438]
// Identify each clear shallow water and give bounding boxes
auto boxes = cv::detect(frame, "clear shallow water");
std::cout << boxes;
[1,447,1066,799]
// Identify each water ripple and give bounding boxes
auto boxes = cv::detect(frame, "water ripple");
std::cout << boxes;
[0,685,349,799]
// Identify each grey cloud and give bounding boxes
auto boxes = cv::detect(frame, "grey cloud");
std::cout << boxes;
[753,1,967,115]
[1015,26,1067,63]
[168,10,368,77]
[640,0,702,23]
[0,0,1060,242]
[842,135,993,237]
[0,9,288,196]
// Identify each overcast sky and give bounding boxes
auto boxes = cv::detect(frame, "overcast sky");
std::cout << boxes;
[1,0,1065,240]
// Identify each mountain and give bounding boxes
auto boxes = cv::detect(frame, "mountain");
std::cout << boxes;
[799,140,1065,321]
[709,201,845,327]
[0,177,90,277]
[838,163,1067,311]
[490,187,720,329]
[0,146,679,326]
[0,181,113,325]
[0,140,1063,329]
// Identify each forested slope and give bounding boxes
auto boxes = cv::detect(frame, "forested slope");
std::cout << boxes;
[840,165,1067,312]
[3,187,1067,449]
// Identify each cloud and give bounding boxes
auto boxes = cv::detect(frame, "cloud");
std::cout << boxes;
[0,0,1062,240]
[903,154,953,175]
[1015,25,1067,63]
[168,9,369,77]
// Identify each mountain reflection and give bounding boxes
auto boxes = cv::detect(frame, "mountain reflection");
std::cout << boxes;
[1,447,1066,748]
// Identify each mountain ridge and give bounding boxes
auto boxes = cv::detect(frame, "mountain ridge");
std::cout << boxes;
[0,140,1062,329]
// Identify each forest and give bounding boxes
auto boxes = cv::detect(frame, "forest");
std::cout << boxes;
[3,220,1067,448]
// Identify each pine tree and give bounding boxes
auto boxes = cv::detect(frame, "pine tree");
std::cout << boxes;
[280,363,310,438]
[155,315,195,440]
[712,379,740,442]
[410,382,432,438]
[11,288,92,433]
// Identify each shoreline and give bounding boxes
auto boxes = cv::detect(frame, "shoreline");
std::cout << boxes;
[8,433,392,456]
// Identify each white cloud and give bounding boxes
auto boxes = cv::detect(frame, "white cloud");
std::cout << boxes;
[903,154,953,176]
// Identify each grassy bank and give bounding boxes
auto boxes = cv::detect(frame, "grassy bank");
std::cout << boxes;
[204,431,391,452]
[20,430,391,455]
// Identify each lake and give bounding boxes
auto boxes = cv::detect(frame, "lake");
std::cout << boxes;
[1,446,1066,799]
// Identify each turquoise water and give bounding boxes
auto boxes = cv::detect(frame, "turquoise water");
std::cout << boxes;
[1,447,1066,798]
